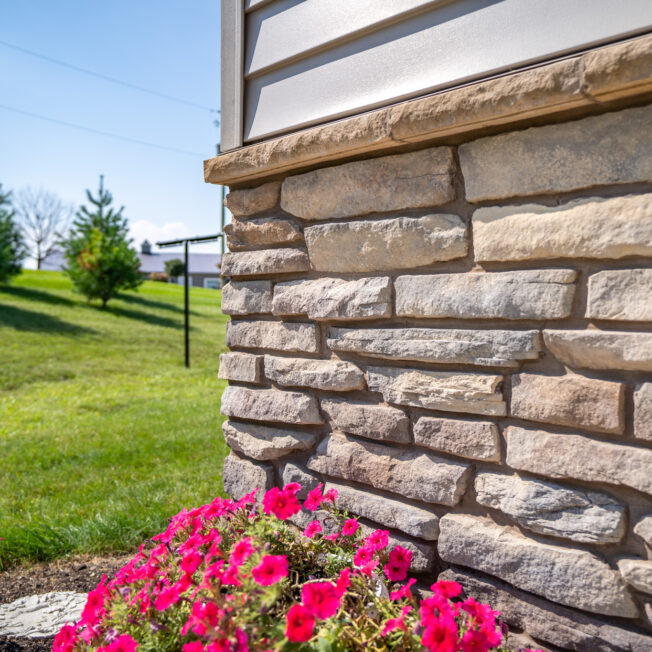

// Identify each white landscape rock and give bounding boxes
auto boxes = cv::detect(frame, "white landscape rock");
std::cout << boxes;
[263,356,365,391]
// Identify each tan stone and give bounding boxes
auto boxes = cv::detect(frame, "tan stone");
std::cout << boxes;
[543,330,652,372]
[395,270,576,320]
[222,420,317,461]
[505,426,652,495]
[413,416,500,461]
[367,366,505,416]
[224,181,281,217]
[510,372,625,435]
[307,432,470,506]
[221,280,272,315]
[226,320,319,353]
[263,356,365,391]
[634,383,652,442]
[472,194,652,262]
[618,559,652,595]
[272,277,391,321]
[222,454,273,501]
[634,515,652,548]
[281,147,455,220]
[218,352,263,384]
[587,269,652,321]
[304,214,466,273]
[221,248,309,277]
[225,216,303,251]
[221,386,323,425]
[460,105,652,202]
[320,398,410,444]
[438,514,637,617]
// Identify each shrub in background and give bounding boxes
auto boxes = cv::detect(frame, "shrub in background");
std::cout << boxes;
[164,258,185,279]
[0,183,27,284]
[148,272,170,283]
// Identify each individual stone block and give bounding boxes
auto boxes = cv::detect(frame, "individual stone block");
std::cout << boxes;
[587,269,652,322]
[510,372,625,435]
[459,105,652,202]
[218,352,263,384]
[634,515,652,547]
[472,193,652,262]
[328,327,541,367]
[474,471,625,544]
[439,567,652,652]
[221,248,310,277]
[635,383,652,441]
[222,453,273,501]
[618,559,652,595]
[226,321,319,353]
[225,181,281,217]
[438,514,637,617]
[222,420,317,461]
[320,398,410,444]
[325,481,439,541]
[264,356,365,391]
[413,416,500,461]
[367,366,505,416]
[225,216,303,251]
[543,330,652,372]
[304,214,467,273]
[395,270,576,320]
[505,426,652,496]
[221,386,323,425]
[307,432,470,506]
[221,280,273,315]
[281,462,320,499]
[272,277,391,321]
[281,147,456,220]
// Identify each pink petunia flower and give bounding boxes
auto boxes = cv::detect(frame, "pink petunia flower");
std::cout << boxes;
[154,584,181,611]
[353,545,375,568]
[383,546,413,582]
[229,537,255,566]
[251,555,288,586]
[421,615,459,652]
[53,623,78,652]
[303,520,322,538]
[285,604,315,643]
[180,550,203,576]
[341,519,359,536]
[303,484,324,511]
[432,580,462,599]
[104,634,139,652]
[301,581,341,619]
[381,605,412,636]
[460,628,492,652]
[365,529,389,551]
[390,578,416,601]
[335,567,351,597]
[182,643,205,652]
[322,488,338,503]
[262,487,301,520]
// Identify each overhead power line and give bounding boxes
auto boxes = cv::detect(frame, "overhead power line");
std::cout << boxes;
[0,39,218,112]
[0,103,205,157]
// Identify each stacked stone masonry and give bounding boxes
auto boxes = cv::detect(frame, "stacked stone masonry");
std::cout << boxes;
[215,75,652,651]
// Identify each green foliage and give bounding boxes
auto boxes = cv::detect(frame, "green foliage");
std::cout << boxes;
[164,258,185,278]
[0,183,27,283]
[62,177,142,307]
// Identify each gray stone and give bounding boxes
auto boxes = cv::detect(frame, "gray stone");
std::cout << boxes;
[439,568,652,652]
[505,426,652,496]
[222,420,317,461]
[325,481,439,541]
[221,386,323,425]
[634,383,652,442]
[510,372,625,435]
[221,248,309,277]
[459,105,652,202]
[587,269,652,322]
[634,515,652,548]
[304,213,466,273]
[618,559,652,595]
[0,592,87,638]
[221,280,273,315]
[222,453,273,500]
[367,366,505,416]
[413,416,500,461]
[272,277,392,320]
[281,147,456,220]
[226,320,319,353]
[396,270,576,320]
[543,330,652,372]
[218,352,263,384]
[320,398,410,444]
[474,471,625,544]
[280,462,321,499]
[264,356,365,391]
[225,216,303,251]
[327,327,541,367]
[225,181,281,217]
[438,514,637,617]
[472,193,652,262]
[307,432,470,506]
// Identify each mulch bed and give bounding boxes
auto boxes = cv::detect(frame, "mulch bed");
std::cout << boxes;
[0,553,132,652]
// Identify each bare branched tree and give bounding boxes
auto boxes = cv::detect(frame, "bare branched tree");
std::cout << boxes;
[14,187,74,269]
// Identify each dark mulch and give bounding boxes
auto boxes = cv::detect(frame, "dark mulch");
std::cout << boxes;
[0,553,133,652]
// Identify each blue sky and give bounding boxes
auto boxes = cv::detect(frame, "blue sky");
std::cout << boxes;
[0,0,227,257]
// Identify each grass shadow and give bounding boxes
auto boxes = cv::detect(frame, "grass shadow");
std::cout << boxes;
[0,285,75,307]
[117,292,196,315]
[0,304,95,334]
[105,305,184,329]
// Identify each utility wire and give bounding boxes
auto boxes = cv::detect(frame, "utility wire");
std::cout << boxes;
[0,103,205,157]
[0,39,218,112]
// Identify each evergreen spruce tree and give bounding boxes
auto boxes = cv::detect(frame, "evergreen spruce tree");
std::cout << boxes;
[0,183,27,283]
[62,176,142,307]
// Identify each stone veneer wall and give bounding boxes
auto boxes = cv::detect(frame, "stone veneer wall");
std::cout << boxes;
[210,38,652,652]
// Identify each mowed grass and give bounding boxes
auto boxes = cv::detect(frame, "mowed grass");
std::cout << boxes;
[0,271,229,569]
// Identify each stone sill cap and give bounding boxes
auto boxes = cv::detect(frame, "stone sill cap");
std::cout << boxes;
[205,34,652,188]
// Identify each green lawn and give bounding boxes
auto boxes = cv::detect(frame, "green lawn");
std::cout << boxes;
[0,271,229,569]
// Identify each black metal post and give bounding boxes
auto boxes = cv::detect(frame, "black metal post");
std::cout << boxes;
[184,239,189,368]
